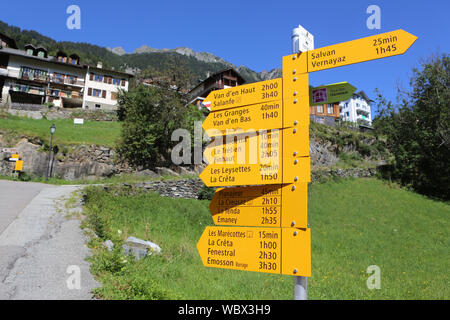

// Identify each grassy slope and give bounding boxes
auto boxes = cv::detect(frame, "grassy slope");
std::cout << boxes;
[83,178,449,300]
[0,114,121,147]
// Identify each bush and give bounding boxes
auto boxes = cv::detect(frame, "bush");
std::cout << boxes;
[197,185,216,200]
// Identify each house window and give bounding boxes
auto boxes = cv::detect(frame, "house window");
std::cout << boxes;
[26,49,34,55]
[102,90,106,99]
[112,78,121,85]
[317,105,323,113]
[95,104,101,109]
[92,89,102,97]
[94,74,103,82]
[121,79,126,86]
[111,92,117,100]
[327,104,333,114]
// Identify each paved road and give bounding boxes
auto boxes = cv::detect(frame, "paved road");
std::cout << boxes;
[0,180,99,299]
[0,180,48,235]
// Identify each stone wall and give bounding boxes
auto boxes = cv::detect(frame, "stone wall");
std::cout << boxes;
[103,168,379,200]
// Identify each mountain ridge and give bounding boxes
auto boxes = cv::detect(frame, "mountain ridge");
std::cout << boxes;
[0,20,281,89]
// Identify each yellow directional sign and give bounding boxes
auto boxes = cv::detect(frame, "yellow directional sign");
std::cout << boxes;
[203,78,282,112]
[204,127,309,164]
[197,226,311,276]
[203,100,283,134]
[201,128,310,187]
[210,184,308,228]
[14,160,23,171]
[306,30,417,73]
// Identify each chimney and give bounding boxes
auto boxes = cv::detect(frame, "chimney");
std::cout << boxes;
[97,61,103,68]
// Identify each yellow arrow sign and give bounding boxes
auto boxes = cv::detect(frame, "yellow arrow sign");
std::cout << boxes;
[197,226,311,276]
[306,29,417,73]
[210,184,308,228]
[203,78,282,112]
[203,100,283,135]
[201,128,310,187]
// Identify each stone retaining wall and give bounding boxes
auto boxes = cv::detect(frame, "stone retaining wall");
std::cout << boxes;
[106,168,379,200]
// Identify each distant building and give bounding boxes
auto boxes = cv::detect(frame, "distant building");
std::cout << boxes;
[339,91,373,127]
[0,33,18,49]
[187,68,246,108]
[0,35,133,110]
[83,63,131,110]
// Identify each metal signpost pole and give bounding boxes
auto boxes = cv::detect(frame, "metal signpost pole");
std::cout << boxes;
[292,24,313,301]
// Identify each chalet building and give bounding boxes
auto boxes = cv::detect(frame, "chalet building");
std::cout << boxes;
[187,68,246,108]
[309,90,373,129]
[310,102,341,126]
[0,34,132,110]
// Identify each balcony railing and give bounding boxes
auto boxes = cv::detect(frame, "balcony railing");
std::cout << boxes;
[20,74,49,82]
[47,88,83,100]
[49,75,84,86]
[10,84,46,96]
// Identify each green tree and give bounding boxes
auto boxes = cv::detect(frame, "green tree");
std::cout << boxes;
[373,53,449,199]
[117,85,185,167]
[116,85,204,168]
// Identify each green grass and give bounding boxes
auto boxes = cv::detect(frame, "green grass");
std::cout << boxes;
[0,114,121,147]
[82,178,449,300]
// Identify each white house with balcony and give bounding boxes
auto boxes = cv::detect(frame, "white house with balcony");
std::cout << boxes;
[339,91,373,127]
[0,34,132,110]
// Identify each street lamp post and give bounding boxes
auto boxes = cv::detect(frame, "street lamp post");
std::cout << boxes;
[45,124,56,182]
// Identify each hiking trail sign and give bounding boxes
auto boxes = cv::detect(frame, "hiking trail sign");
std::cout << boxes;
[198,29,417,277]
[310,82,356,106]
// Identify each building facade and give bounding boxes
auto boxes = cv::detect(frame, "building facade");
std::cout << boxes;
[339,91,373,126]
[187,68,246,108]
[309,102,340,126]
[0,34,132,110]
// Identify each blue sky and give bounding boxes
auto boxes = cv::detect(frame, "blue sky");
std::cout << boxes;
[1,0,448,113]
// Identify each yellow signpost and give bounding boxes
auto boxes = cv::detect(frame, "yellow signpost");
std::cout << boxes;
[197,226,311,276]
[210,184,308,228]
[14,160,23,172]
[197,28,417,291]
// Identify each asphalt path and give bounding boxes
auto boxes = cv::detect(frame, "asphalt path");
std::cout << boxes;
[0,180,48,235]
[0,180,99,299]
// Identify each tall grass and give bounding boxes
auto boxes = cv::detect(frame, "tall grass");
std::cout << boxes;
[82,178,449,300]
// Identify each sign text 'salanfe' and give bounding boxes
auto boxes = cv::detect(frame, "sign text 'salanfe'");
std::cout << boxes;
[203,78,282,111]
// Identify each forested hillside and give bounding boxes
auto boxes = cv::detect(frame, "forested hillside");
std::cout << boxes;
[0,20,279,90]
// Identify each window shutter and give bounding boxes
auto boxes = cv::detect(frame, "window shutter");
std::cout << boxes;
[90,73,94,81]
[88,88,92,96]
[121,79,126,86]
[102,90,106,99]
